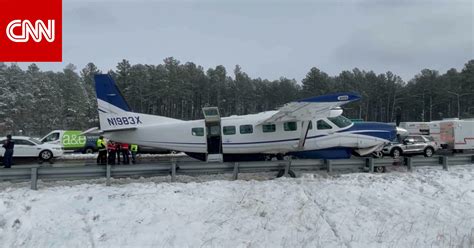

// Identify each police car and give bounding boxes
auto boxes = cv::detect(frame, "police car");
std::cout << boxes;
[382,135,439,158]
[0,136,63,162]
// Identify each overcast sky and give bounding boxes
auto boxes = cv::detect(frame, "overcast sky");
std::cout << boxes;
[20,0,473,81]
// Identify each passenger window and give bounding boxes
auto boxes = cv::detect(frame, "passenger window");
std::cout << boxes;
[240,125,253,134]
[262,124,276,133]
[191,127,204,136]
[414,136,424,142]
[317,120,332,130]
[284,122,297,131]
[14,140,35,146]
[223,126,236,135]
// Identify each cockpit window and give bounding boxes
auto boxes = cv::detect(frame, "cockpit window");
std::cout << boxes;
[317,120,332,130]
[327,116,352,128]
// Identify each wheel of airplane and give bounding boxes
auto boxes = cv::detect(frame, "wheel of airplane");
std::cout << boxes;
[372,151,383,158]
[276,169,296,178]
[374,166,386,173]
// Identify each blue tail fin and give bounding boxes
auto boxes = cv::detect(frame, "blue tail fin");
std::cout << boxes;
[95,74,131,112]
[94,73,181,132]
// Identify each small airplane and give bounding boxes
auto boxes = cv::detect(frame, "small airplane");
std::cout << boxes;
[94,74,401,162]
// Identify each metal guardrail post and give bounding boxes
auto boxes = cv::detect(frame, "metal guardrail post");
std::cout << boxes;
[30,167,38,190]
[405,157,413,171]
[440,156,448,171]
[233,162,239,180]
[171,160,177,182]
[326,159,332,173]
[366,157,374,173]
[284,159,291,177]
[106,164,111,186]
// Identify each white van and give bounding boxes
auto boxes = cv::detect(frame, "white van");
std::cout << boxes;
[40,130,98,153]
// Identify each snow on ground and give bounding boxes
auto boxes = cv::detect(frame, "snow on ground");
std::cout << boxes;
[0,165,473,248]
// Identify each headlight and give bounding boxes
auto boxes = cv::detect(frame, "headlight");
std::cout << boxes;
[53,147,62,150]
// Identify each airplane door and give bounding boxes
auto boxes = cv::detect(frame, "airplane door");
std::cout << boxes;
[202,107,223,162]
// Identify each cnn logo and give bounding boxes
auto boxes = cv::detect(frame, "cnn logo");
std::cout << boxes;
[1,0,62,61]
[6,20,55,43]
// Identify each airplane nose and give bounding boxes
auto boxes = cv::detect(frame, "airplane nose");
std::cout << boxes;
[350,122,397,141]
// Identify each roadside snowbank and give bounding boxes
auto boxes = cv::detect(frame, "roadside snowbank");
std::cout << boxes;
[0,165,473,248]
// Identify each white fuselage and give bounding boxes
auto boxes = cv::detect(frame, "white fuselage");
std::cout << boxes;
[104,111,389,155]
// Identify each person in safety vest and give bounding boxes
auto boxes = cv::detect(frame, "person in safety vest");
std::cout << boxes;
[96,136,107,165]
[107,141,116,165]
[130,144,138,164]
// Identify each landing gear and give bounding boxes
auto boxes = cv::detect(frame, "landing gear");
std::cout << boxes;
[276,153,284,160]
[276,169,296,178]
[372,151,383,158]
[265,153,286,161]
[374,166,386,173]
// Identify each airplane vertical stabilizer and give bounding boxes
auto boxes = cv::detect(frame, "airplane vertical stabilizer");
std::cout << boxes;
[94,74,180,131]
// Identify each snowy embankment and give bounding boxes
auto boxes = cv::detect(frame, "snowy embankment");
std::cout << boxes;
[0,166,473,248]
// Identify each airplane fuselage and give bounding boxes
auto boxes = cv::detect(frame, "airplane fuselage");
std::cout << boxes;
[94,74,397,161]
[104,111,396,160]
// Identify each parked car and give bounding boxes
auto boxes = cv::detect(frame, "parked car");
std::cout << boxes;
[382,135,439,158]
[0,136,63,162]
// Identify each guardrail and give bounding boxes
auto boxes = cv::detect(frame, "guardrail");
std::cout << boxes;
[1,155,474,190]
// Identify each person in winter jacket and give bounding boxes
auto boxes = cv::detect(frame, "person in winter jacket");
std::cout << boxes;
[107,141,117,165]
[2,135,14,168]
[121,143,130,164]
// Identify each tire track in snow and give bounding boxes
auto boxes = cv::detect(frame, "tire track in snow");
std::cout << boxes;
[76,209,96,248]
[302,187,351,248]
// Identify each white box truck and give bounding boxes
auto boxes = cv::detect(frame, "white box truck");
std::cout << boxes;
[400,121,442,144]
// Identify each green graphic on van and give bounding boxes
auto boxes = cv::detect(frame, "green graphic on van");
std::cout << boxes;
[62,131,87,148]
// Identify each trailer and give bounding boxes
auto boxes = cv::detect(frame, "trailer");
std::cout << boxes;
[399,121,442,143]
[440,119,474,151]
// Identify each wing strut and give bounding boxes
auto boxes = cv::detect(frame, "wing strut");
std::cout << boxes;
[297,121,311,149]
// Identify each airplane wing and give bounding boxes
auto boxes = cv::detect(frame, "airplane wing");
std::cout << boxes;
[257,92,361,125]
